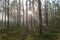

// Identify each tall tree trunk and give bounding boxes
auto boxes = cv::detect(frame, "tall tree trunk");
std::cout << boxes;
[52,1,55,24]
[45,0,48,26]
[15,0,17,24]
[26,0,28,31]
[54,2,56,24]
[2,14,3,27]
[14,0,17,25]
[5,0,6,27]
[22,0,24,26]
[7,0,9,29]
[17,0,21,27]
[17,0,18,26]
[38,0,42,34]
[29,0,32,30]
[32,0,35,26]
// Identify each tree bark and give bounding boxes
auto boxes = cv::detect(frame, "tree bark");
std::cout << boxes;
[45,0,48,26]
[38,0,42,34]
[17,0,21,27]
[5,0,6,27]
[26,0,28,31]
[22,0,24,26]
[7,0,9,29]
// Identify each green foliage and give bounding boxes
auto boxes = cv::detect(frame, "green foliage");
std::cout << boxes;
[0,21,60,40]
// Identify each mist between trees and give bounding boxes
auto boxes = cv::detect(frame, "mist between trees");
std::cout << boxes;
[0,0,60,40]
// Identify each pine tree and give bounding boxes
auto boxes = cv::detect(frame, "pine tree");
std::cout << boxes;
[38,0,42,34]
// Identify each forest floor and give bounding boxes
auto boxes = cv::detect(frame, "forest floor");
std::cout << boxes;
[0,25,60,40]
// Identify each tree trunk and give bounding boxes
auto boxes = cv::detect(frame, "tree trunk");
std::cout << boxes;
[17,0,21,27]
[7,0,9,29]
[22,0,24,26]
[38,0,42,34]
[32,0,35,26]
[26,0,28,31]
[2,14,3,27]
[45,0,48,26]
[29,0,32,29]
[5,0,6,27]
